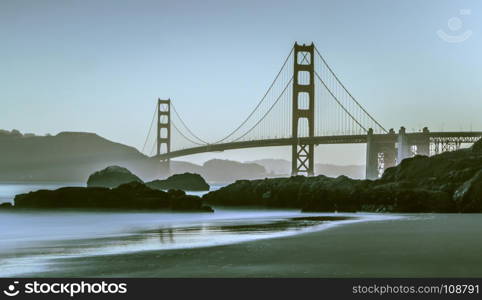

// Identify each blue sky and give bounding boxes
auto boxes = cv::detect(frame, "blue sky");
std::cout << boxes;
[1,0,481,165]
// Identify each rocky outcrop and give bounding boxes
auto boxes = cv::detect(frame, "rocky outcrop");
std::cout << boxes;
[0,202,13,209]
[146,173,209,191]
[473,138,482,153]
[204,175,367,211]
[11,182,213,212]
[87,166,143,188]
[453,170,482,212]
[204,139,482,213]
[0,130,166,182]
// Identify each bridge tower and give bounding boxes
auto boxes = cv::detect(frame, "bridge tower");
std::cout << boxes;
[157,98,171,173]
[291,43,315,176]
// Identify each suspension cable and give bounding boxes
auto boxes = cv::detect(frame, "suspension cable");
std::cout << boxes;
[314,46,387,133]
[149,137,157,156]
[171,102,210,145]
[141,104,157,154]
[231,77,293,142]
[213,47,295,144]
[171,121,206,146]
[314,71,367,132]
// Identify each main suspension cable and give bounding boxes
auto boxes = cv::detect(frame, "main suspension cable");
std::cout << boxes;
[213,47,295,144]
[171,102,210,145]
[141,104,157,154]
[314,46,387,133]
[231,77,293,142]
[314,71,367,132]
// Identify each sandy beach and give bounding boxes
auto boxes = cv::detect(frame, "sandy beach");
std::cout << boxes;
[24,213,482,278]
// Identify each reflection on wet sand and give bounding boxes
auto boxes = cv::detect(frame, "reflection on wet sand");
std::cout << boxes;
[0,214,360,276]
[148,216,355,242]
[158,228,175,244]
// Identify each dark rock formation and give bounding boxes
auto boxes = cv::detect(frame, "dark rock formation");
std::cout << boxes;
[13,182,213,212]
[87,166,143,188]
[473,138,482,153]
[0,202,13,209]
[453,170,482,212]
[146,173,209,191]
[204,140,482,213]
[203,175,368,211]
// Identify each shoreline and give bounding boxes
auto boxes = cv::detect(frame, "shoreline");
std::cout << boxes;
[1,211,395,277]
[16,213,482,278]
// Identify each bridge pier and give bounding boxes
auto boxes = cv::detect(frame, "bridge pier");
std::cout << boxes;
[366,128,397,180]
[396,126,410,164]
[414,127,430,156]
[396,127,431,164]
[365,129,378,180]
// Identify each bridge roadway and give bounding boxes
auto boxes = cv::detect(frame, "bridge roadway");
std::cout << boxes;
[156,131,482,160]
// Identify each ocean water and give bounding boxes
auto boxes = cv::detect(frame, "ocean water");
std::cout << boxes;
[0,182,398,277]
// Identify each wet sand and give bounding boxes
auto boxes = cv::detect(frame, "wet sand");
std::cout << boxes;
[26,214,482,277]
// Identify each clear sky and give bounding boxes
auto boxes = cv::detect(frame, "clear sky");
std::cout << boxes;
[1,0,481,165]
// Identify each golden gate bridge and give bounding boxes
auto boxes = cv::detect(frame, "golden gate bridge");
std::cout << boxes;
[141,43,482,179]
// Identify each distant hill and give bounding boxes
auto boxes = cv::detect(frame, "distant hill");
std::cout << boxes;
[0,130,268,183]
[0,129,364,182]
[200,159,267,183]
[0,130,163,182]
[250,159,365,179]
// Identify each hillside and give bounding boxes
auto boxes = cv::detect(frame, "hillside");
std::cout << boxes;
[0,129,366,183]
[0,130,163,182]
[250,159,365,178]
[0,130,268,182]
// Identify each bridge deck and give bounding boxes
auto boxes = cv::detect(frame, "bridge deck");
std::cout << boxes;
[155,131,482,160]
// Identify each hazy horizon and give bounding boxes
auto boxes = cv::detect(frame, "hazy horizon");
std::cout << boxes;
[1,0,481,165]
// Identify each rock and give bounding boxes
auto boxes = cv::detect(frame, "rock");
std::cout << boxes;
[166,189,214,212]
[473,138,482,153]
[204,175,364,211]
[146,173,209,191]
[87,166,143,188]
[453,169,482,212]
[0,202,13,209]
[13,182,213,212]
[202,141,482,213]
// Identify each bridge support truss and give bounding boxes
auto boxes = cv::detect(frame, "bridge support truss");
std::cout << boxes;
[157,98,171,173]
[292,43,315,176]
[366,127,482,179]
[430,137,471,155]
[397,127,430,164]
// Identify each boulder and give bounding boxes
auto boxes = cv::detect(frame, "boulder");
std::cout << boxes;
[87,166,143,188]
[146,173,209,191]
